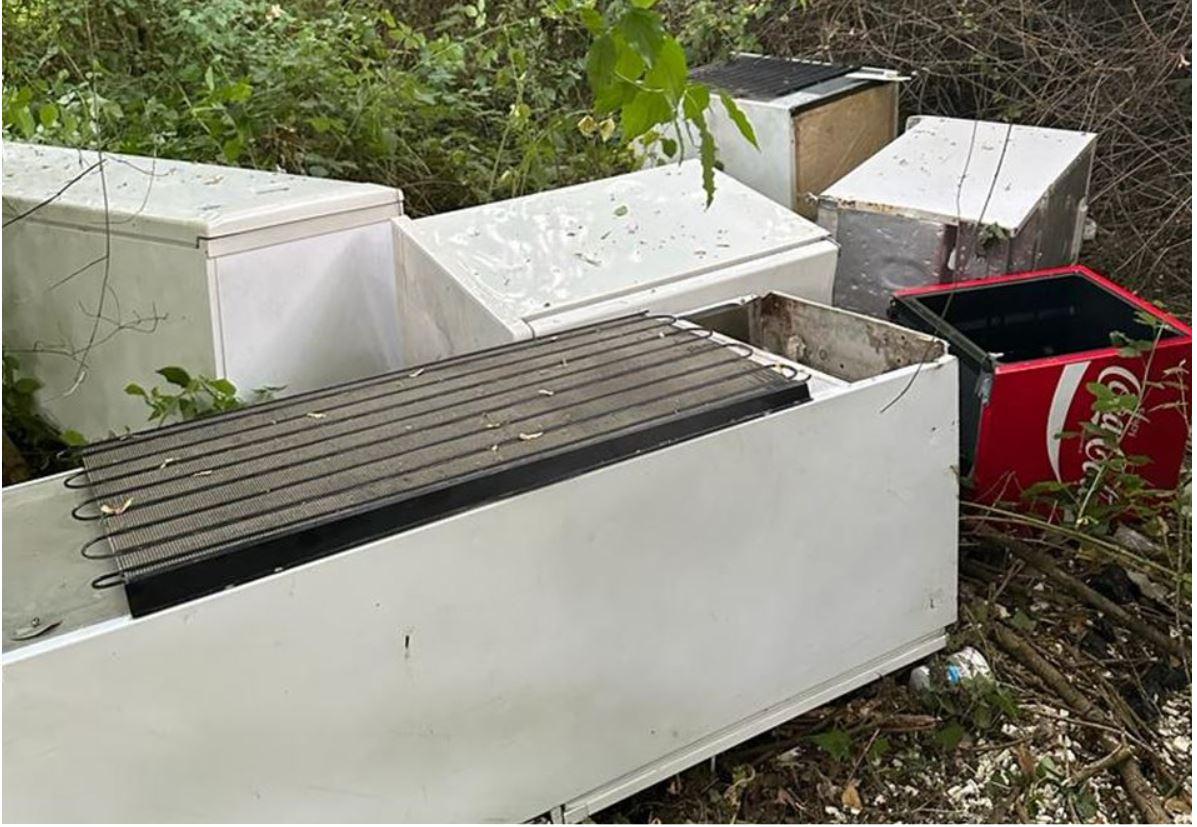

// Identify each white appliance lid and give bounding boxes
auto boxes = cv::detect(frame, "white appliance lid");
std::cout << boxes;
[402,160,831,324]
[821,116,1096,230]
[2,143,401,245]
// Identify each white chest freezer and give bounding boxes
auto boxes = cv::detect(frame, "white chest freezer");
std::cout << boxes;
[687,54,903,217]
[3,292,957,822]
[2,143,404,440]
[818,116,1096,317]
[395,160,839,365]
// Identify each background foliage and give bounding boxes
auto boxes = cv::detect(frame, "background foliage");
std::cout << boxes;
[1,0,774,217]
[1,0,786,214]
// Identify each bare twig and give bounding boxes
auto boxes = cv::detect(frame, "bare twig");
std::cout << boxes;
[1068,745,1133,787]
[988,621,1169,823]
[974,525,1188,662]
[1,160,102,227]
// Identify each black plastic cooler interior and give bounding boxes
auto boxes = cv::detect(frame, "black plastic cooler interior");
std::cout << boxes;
[903,273,1182,363]
[889,270,1183,477]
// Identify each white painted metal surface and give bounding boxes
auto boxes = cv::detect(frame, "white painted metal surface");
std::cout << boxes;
[823,117,1096,229]
[677,55,903,213]
[819,116,1097,317]
[2,143,404,439]
[395,161,838,364]
[2,143,398,245]
[3,295,958,822]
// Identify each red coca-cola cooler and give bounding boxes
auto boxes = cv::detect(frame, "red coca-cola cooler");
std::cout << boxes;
[890,266,1191,503]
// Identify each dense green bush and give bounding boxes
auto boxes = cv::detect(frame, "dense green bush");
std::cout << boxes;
[2,0,628,214]
[1,0,781,214]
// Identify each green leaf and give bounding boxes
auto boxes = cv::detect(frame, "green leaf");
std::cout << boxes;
[616,8,663,64]
[579,7,605,36]
[720,92,758,148]
[1133,308,1164,329]
[14,377,41,395]
[586,34,617,93]
[308,116,336,134]
[1010,609,1036,631]
[38,103,59,128]
[15,106,35,138]
[157,366,192,388]
[1037,755,1061,779]
[810,728,852,762]
[991,686,1021,719]
[60,429,87,447]
[682,83,710,121]
[207,378,237,397]
[620,89,672,140]
[933,722,965,752]
[595,78,636,114]
[222,136,245,163]
[644,36,686,100]
[660,137,678,157]
[629,0,659,7]
[204,65,216,91]
[613,39,646,80]
[698,121,717,206]
[225,80,252,104]
[124,382,147,398]
[1073,786,1099,821]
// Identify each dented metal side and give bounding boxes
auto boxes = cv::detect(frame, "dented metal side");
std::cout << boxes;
[822,207,955,318]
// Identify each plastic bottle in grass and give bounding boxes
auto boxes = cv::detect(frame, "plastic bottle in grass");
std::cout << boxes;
[909,647,992,693]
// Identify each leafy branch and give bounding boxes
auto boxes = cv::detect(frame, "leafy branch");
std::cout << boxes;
[126,366,280,427]
[2,353,85,483]
[574,0,758,204]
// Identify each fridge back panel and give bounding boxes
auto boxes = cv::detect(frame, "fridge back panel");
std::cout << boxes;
[691,56,858,101]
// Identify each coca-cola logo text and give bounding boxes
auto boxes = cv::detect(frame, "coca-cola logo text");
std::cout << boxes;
[1080,365,1143,478]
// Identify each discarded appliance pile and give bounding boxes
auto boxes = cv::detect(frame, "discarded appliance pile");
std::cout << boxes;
[2,54,1190,823]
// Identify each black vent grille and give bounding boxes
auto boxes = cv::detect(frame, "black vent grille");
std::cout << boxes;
[691,56,858,101]
[71,315,810,616]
